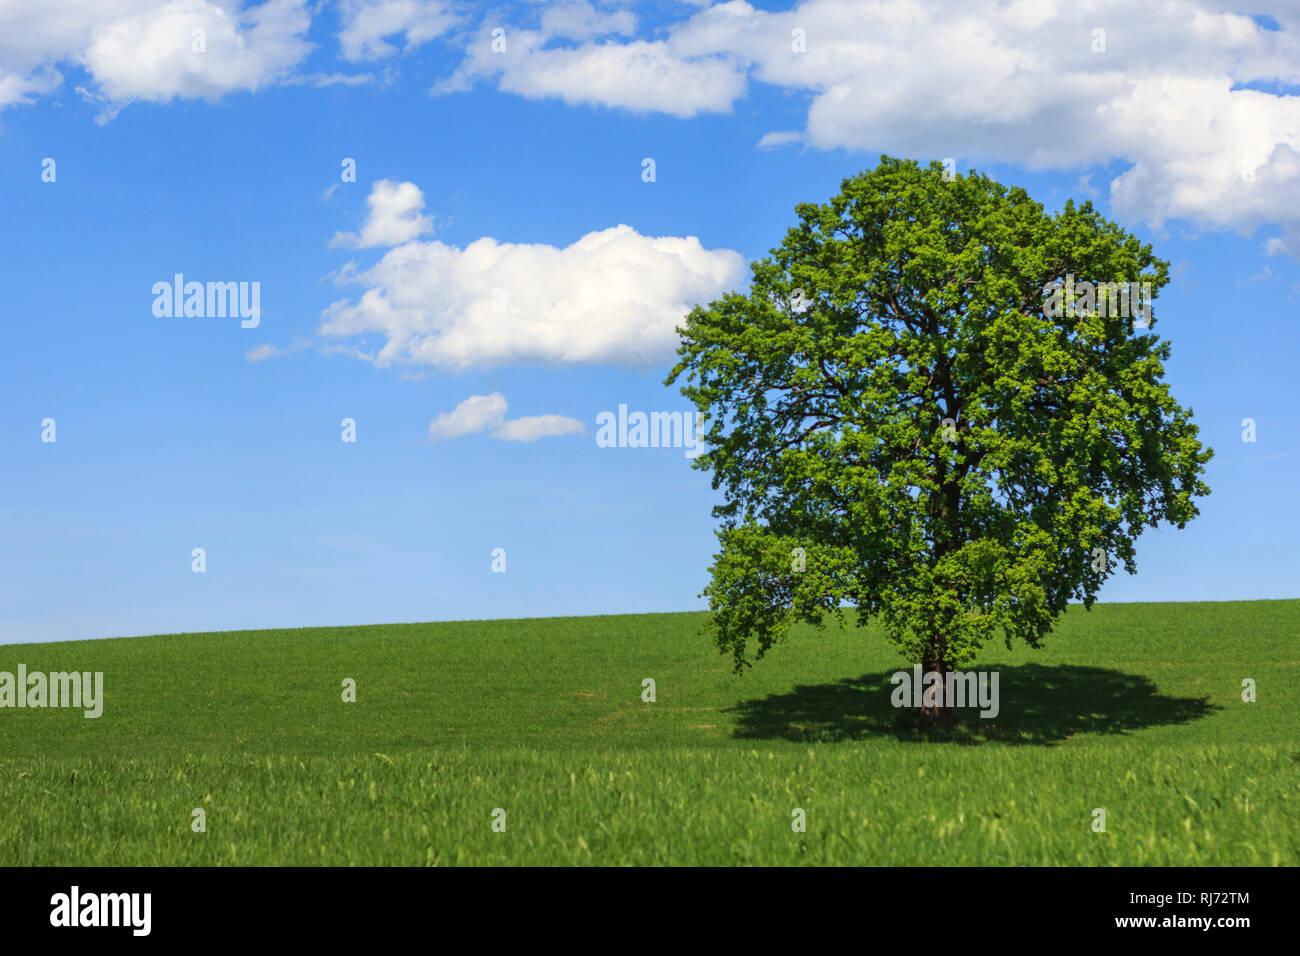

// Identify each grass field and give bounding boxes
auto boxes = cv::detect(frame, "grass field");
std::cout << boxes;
[0,600,1296,865]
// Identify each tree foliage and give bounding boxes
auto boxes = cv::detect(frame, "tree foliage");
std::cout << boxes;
[667,157,1212,675]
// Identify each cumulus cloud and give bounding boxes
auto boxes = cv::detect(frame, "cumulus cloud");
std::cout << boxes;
[321,214,747,370]
[244,336,309,362]
[83,0,311,113]
[427,392,583,442]
[428,392,508,441]
[11,0,1299,255]
[486,40,745,117]
[437,0,1300,255]
[337,0,458,62]
[492,414,585,442]
[330,179,433,249]
[245,343,283,362]
[434,5,746,116]
[0,66,62,109]
[538,1,635,40]
[0,0,311,117]
[757,129,802,151]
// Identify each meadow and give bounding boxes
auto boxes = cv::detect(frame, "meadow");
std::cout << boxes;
[0,600,1296,865]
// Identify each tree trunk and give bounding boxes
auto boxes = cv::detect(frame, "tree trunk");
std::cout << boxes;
[919,643,955,729]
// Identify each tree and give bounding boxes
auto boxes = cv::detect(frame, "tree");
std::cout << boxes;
[667,156,1213,725]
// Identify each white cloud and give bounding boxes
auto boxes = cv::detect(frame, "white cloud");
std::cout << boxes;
[427,392,583,442]
[0,66,62,109]
[0,0,312,117]
[539,1,635,41]
[492,414,585,442]
[10,0,1299,255]
[438,0,1300,255]
[82,0,311,112]
[330,179,433,249]
[337,0,458,62]
[322,218,746,369]
[245,343,283,362]
[289,70,375,88]
[0,1,131,77]
[244,336,310,362]
[434,10,746,116]
[428,391,508,441]
[491,41,744,117]
[757,129,802,151]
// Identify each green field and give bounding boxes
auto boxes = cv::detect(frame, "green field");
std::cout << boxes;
[1,600,1296,865]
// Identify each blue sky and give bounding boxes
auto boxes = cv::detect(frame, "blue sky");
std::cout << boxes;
[1,0,1299,644]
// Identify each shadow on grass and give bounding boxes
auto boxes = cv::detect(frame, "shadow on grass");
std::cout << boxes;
[726,664,1218,745]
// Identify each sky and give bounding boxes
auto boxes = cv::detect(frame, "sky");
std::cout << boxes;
[1,0,1298,645]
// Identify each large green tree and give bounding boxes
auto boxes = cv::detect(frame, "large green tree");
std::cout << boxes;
[668,156,1212,723]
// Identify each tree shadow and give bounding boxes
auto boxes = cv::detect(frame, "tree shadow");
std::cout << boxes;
[725,664,1218,745]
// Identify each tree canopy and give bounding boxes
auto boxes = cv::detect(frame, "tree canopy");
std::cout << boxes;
[667,156,1213,686]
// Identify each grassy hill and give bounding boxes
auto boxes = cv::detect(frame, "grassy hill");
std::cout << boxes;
[1,600,1297,865]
